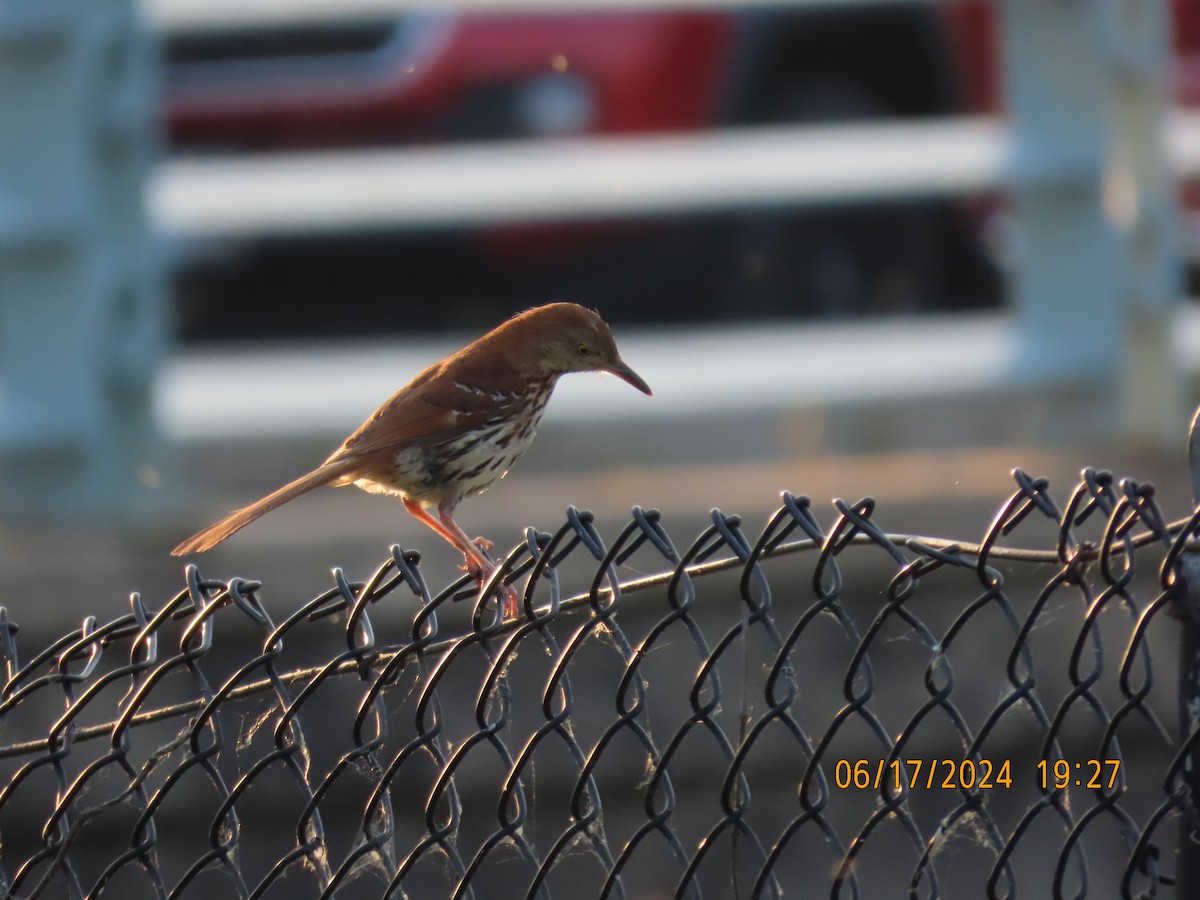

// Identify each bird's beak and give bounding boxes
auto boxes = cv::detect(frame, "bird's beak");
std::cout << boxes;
[605,358,652,396]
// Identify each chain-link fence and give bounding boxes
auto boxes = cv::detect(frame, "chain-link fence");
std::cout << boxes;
[3,461,1200,899]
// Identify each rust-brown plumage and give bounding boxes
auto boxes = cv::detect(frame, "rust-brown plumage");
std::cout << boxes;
[171,303,651,616]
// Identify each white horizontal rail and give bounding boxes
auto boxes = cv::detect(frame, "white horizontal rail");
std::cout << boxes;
[145,0,927,33]
[158,306,1200,442]
[153,117,1081,237]
[158,314,1031,440]
[154,113,1200,238]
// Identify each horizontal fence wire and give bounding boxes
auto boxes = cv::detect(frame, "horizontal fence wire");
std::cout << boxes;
[2,466,1200,899]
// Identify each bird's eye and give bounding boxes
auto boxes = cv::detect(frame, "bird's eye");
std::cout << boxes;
[577,342,590,356]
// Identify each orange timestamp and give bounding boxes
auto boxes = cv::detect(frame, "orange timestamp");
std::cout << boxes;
[1036,758,1121,790]
[833,758,1123,792]
[834,758,1013,791]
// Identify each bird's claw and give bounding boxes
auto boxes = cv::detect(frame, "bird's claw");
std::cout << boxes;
[458,537,495,575]
[461,559,520,620]
[500,584,520,620]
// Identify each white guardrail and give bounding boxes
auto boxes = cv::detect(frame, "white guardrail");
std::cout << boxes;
[140,0,1191,452]
[152,114,1200,238]
[152,118,1026,236]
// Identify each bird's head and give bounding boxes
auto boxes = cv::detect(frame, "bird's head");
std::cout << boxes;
[511,303,652,395]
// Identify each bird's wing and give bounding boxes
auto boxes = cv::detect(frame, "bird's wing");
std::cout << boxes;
[327,368,520,464]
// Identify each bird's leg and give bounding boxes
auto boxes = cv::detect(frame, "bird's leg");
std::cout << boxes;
[436,504,520,621]
[402,498,518,619]
[439,504,518,624]
[402,498,490,570]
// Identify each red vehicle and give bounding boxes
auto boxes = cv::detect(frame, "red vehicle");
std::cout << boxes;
[162,3,1194,340]
[168,13,733,148]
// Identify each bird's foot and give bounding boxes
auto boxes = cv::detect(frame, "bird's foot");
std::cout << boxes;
[464,559,520,620]
[458,538,495,575]
[451,535,517,620]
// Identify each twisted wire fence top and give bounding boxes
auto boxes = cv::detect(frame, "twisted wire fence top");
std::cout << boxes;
[1,466,1199,899]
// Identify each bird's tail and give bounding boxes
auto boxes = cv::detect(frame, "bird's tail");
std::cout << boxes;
[171,459,359,556]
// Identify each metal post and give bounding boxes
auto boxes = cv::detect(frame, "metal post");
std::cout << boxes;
[998,0,1182,444]
[0,0,172,520]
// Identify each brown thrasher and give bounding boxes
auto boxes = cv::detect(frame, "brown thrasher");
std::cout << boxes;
[171,302,651,617]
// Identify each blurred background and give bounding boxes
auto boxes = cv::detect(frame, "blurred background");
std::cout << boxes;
[162,4,1004,336]
[6,2,1200,895]
[2,0,1200,622]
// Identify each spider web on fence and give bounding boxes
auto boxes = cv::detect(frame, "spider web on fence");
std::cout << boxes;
[1,466,1199,899]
